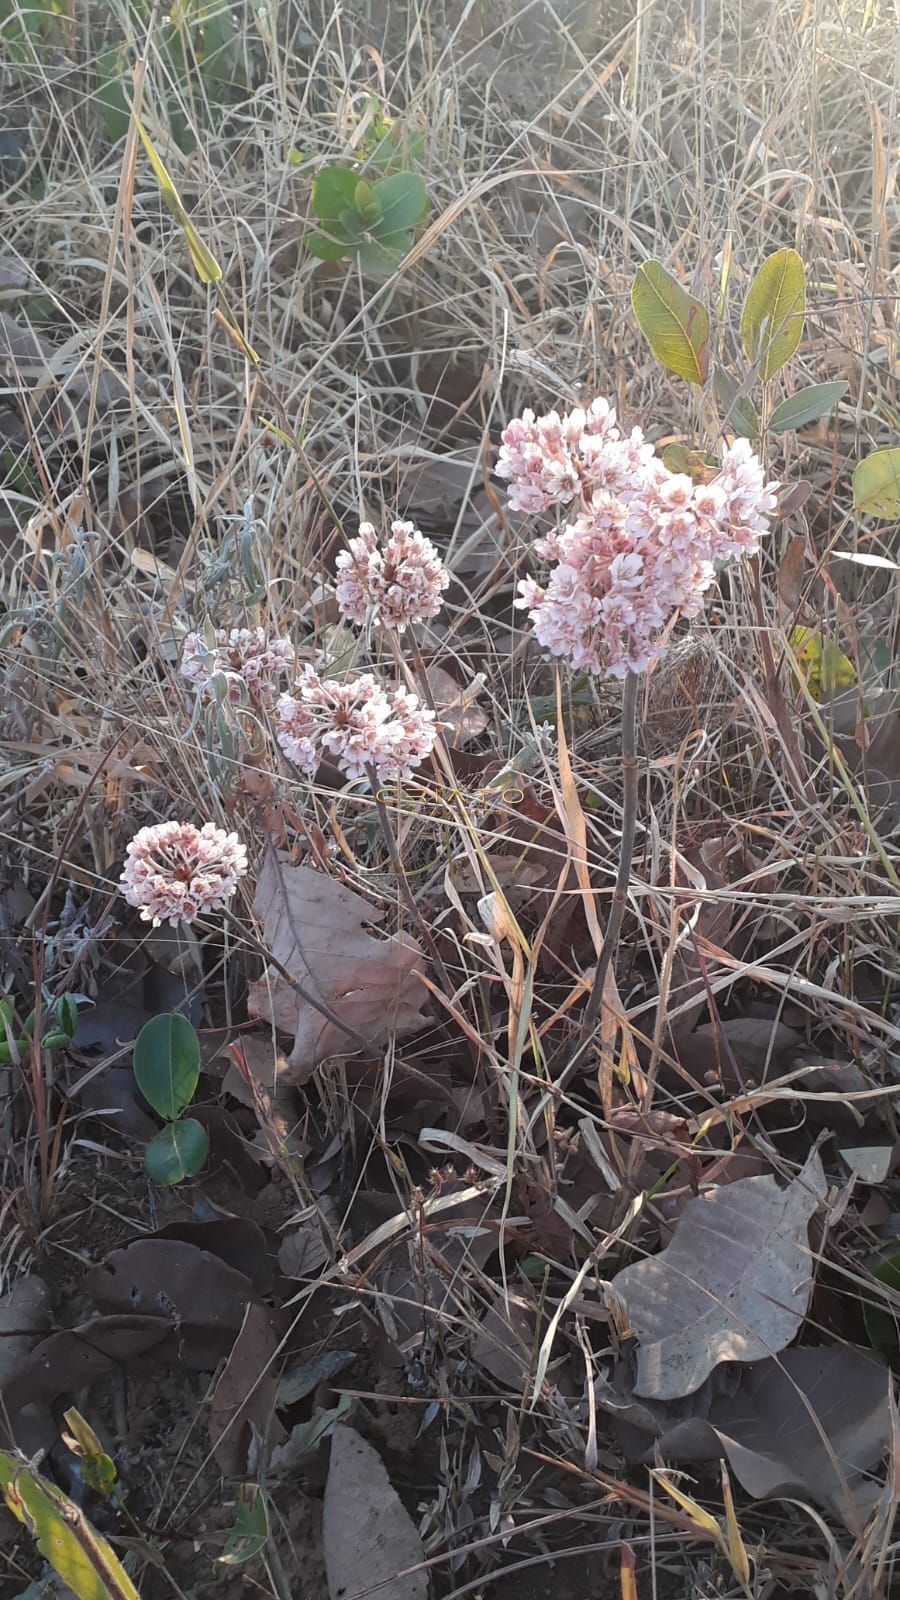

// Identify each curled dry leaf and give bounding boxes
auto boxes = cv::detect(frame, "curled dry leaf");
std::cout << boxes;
[417,665,488,747]
[612,1149,827,1400]
[323,1425,428,1600]
[249,857,430,1082]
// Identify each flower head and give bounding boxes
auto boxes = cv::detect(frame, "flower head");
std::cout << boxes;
[336,519,450,631]
[275,664,437,782]
[503,396,778,677]
[120,820,248,927]
[181,627,294,705]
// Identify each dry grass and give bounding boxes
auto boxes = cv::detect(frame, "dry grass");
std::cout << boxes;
[1,1,899,1597]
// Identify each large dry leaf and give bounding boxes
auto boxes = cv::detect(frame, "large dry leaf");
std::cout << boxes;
[612,1150,826,1399]
[602,1345,891,1527]
[249,858,429,1081]
[323,1425,428,1600]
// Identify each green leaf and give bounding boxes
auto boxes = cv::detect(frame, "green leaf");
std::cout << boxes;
[631,261,710,386]
[57,992,78,1039]
[96,46,131,144]
[357,234,413,275]
[62,1410,117,1499]
[0,1451,140,1600]
[769,381,848,434]
[311,165,359,224]
[218,1484,269,1566]
[789,626,857,699]
[133,1012,200,1120]
[136,119,222,284]
[144,1118,209,1185]
[740,248,805,381]
[661,444,719,479]
[853,447,900,519]
[370,172,428,233]
[713,367,759,439]
[307,231,352,262]
[864,1252,900,1350]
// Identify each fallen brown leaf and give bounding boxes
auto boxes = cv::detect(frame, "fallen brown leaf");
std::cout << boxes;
[249,857,430,1081]
[209,1302,286,1478]
[323,1425,428,1600]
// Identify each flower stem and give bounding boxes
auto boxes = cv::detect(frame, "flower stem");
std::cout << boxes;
[559,670,639,1086]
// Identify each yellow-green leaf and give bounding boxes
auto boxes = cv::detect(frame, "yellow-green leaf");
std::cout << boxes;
[789,627,856,699]
[853,447,900,519]
[740,249,805,381]
[136,119,222,284]
[1,1451,140,1600]
[631,261,710,386]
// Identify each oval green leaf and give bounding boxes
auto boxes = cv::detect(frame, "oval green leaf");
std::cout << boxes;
[307,232,351,262]
[661,444,719,479]
[311,165,359,223]
[853,447,900,519]
[631,261,710,386]
[370,171,429,233]
[144,1118,209,1185]
[769,381,848,435]
[740,248,805,381]
[358,233,414,276]
[133,1012,200,1121]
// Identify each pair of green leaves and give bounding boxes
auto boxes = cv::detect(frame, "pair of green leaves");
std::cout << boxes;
[133,1012,208,1185]
[308,166,429,275]
[0,991,78,1063]
[632,248,806,388]
[632,250,846,442]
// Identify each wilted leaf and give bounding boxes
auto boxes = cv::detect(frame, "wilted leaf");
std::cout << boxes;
[612,1150,826,1399]
[136,120,222,284]
[418,665,488,747]
[0,1277,51,1386]
[740,249,805,381]
[323,1426,428,1600]
[209,1303,285,1478]
[2,1317,173,1421]
[270,1395,353,1477]
[278,1350,355,1408]
[471,1292,537,1390]
[631,260,710,385]
[278,1214,332,1279]
[777,534,808,613]
[248,858,429,1081]
[769,380,847,433]
[89,1240,259,1368]
[705,1347,891,1526]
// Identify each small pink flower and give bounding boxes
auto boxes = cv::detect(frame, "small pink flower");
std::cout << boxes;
[335,519,450,631]
[120,820,248,928]
[275,665,437,782]
[181,628,294,706]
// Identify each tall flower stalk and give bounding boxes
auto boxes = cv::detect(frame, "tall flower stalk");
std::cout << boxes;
[498,398,777,1072]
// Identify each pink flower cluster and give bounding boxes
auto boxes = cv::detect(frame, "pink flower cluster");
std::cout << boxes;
[335,519,450,631]
[500,399,777,677]
[181,627,295,705]
[120,820,248,927]
[275,664,437,781]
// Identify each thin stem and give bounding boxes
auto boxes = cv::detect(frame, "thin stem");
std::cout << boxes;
[366,765,454,991]
[556,671,640,1088]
